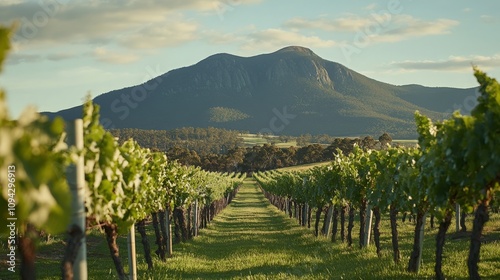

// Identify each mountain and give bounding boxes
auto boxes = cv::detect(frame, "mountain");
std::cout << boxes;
[46,46,478,138]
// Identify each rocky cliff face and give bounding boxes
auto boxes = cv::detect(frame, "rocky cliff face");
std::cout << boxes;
[265,53,333,89]
[192,54,253,92]
[163,46,336,97]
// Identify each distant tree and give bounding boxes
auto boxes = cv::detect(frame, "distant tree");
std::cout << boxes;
[166,146,201,166]
[296,144,325,164]
[315,134,335,144]
[280,146,298,167]
[258,144,282,170]
[200,153,223,172]
[296,133,312,146]
[222,147,246,172]
[327,137,358,155]
[262,132,272,140]
[322,144,338,160]
[378,132,393,149]
[242,146,260,172]
[278,135,291,143]
[360,136,377,150]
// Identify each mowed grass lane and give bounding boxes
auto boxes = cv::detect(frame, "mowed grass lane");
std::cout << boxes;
[10,178,499,279]
[151,179,340,279]
[148,179,500,280]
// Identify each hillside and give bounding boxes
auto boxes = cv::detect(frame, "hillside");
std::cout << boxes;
[46,46,478,138]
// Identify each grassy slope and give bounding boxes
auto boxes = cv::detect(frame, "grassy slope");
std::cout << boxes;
[2,179,498,279]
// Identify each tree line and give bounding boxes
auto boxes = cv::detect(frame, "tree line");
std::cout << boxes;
[109,127,244,156]
[108,127,395,173]
[166,133,393,173]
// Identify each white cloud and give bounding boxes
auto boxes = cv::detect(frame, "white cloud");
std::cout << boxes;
[93,47,140,64]
[46,52,76,61]
[6,53,42,64]
[0,0,24,6]
[0,0,257,51]
[242,28,337,51]
[391,54,500,71]
[480,15,495,24]
[285,14,458,44]
[285,16,376,32]
[0,0,265,64]
[7,51,77,64]
[379,15,458,42]
[120,21,198,49]
[364,3,378,11]
[203,30,241,45]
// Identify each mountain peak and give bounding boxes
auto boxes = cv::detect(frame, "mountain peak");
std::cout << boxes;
[276,46,316,56]
[47,46,477,139]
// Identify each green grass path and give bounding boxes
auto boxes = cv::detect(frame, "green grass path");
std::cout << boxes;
[4,178,498,279]
[153,178,339,279]
[144,179,500,280]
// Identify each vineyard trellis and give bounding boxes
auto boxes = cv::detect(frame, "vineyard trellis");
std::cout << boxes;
[255,67,500,280]
[0,26,244,280]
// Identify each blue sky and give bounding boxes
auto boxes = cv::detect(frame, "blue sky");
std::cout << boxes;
[1,0,499,117]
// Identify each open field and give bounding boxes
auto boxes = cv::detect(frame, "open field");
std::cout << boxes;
[2,179,499,279]
[393,139,418,148]
[240,133,418,149]
[240,134,297,148]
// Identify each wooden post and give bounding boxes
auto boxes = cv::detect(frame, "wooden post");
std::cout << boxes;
[324,205,334,237]
[66,119,87,280]
[455,203,460,233]
[416,212,426,272]
[301,178,308,226]
[168,224,173,257]
[127,224,137,280]
[193,200,198,237]
[166,210,173,257]
[364,204,373,246]
[302,204,308,226]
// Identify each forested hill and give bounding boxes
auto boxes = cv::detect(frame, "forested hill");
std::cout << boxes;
[46,46,478,138]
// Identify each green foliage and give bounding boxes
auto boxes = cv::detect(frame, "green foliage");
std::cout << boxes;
[257,67,500,279]
[82,98,243,231]
[23,183,500,280]
[82,99,127,227]
[0,26,70,234]
[414,68,500,217]
[258,144,424,217]
[109,127,243,156]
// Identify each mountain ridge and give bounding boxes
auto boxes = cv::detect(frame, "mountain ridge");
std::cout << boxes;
[45,46,478,138]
